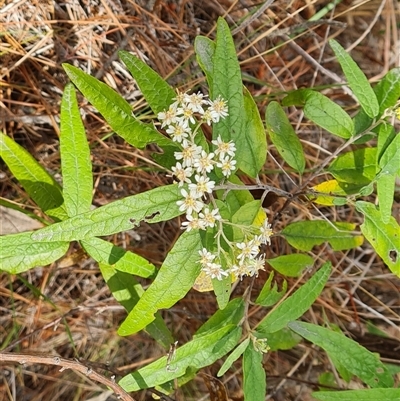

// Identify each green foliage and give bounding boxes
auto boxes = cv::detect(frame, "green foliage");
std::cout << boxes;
[1,17,399,401]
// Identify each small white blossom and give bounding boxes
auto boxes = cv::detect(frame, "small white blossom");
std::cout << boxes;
[174,140,202,167]
[236,239,260,261]
[201,109,213,126]
[260,219,273,245]
[166,124,191,143]
[171,162,193,186]
[158,104,179,128]
[198,207,221,228]
[212,136,236,159]
[177,104,197,125]
[208,95,229,123]
[176,188,204,215]
[247,255,266,277]
[184,91,207,113]
[193,150,215,174]
[189,175,215,197]
[202,262,229,281]
[198,248,216,266]
[216,156,237,177]
[181,215,206,231]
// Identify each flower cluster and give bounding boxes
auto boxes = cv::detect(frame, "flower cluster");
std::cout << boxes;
[198,218,273,281]
[158,91,235,233]
[158,91,273,284]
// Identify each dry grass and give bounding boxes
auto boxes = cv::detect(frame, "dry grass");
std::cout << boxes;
[1,0,400,400]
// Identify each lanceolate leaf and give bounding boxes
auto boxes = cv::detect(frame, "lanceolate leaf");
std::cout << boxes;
[329,39,379,118]
[374,67,400,115]
[82,237,156,278]
[266,101,305,173]
[62,64,172,149]
[267,254,314,277]
[255,271,287,307]
[303,90,354,138]
[99,263,173,349]
[281,221,364,252]
[118,230,203,336]
[0,231,69,274]
[119,51,176,114]
[312,388,400,401]
[60,83,93,217]
[0,132,67,221]
[31,184,183,242]
[243,343,266,401]
[239,87,267,177]
[288,321,394,388]
[217,338,250,377]
[119,325,242,391]
[256,262,331,335]
[356,201,400,276]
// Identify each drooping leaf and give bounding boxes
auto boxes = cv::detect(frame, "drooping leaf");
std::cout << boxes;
[312,388,400,401]
[63,64,172,149]
[256,262,331,335]
[303,90,354,139]
[327,147,377,185]
[0,231,69,274]
[0,132,67,221]
[243,342,266,401]
[289,321,394,388]
[329,39,379,118]
[281,221,364,252]
[60,83,93,216]
[81,237,156,278]
[267,254,314,277]
[119,325,241,391]
[99,263,173,349]
[117,230,203,336]
[356,201,400,276]
[119,50,176,114]
[31,184,182,242]
[217,338,250,377]
[255,271,287,307]
[266,101,305,173]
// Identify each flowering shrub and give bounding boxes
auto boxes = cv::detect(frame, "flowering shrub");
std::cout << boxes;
[1,17,400,401]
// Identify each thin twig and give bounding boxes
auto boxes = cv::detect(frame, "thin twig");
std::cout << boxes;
[0,352,136,401]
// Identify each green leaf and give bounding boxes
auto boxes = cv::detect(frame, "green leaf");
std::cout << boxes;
[99,263,173,349]
[281,88,308,107]
[239,87,267,177]
[259,327,301,351]
[62,64,172,149]
[31,184,182,242]
[329,39,379,118]
[281,221,364,252]
[267,254,314,277]
[266,101,305,173]
[119,325,241,391]
[0,132,67,221]
[195,297,245,338]
[81,237,156,278]
[232,200,265,241]
[376,174,396,225]
[194,35,216,90]
[303,90,354,138]
[374,67,400,115]
[119,51,176,114]
[256,262,331,335]
[356,201,400,276]
[255,271,287,307]
[328,147,377,185]
[60,83,93,216]
[378,131,400,176]
[377,122,396,162]
[312,388,400,401]
[288,321,394,388]
[118,230,202,336]
[243,342,266,401]
[212,273,231,310]
[217,338,250,376]
[0,231,69,274]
